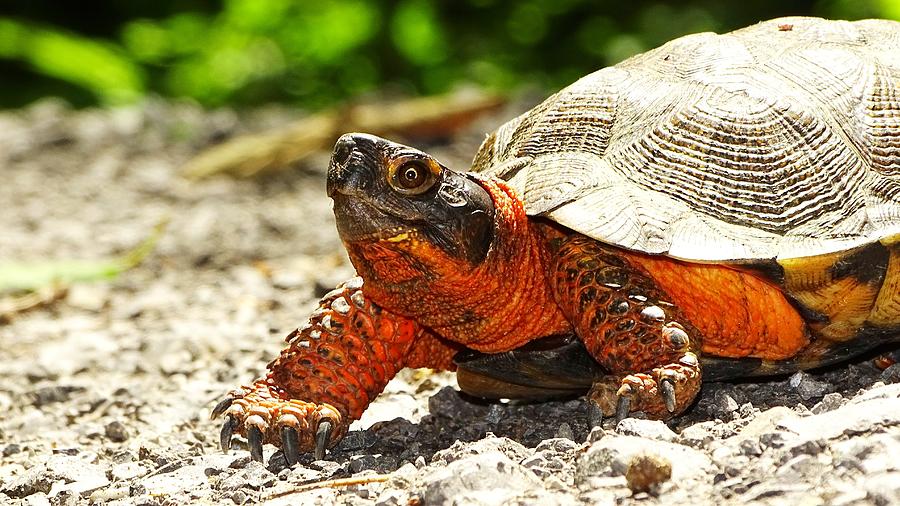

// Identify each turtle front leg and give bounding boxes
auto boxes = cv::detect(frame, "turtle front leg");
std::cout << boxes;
[212,277,458,463]
[550,235,703,424]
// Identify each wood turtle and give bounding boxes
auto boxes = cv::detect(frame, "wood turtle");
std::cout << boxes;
[213,16,900,463]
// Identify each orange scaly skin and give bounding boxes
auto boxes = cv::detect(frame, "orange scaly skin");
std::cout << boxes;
[220,278,460,452]
[345,177,572,352]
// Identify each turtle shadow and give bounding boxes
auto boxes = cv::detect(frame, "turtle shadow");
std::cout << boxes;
[264,350,898,474]
[264,387,592,474]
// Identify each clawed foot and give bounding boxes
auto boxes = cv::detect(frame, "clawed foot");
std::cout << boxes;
[211,381,346,464]
[587,352,701,426]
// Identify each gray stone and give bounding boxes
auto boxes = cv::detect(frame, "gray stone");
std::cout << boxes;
[105,420,129,442]
[430,435,531,466]
[810,392,844,414]
[775,454,823,477]
[141,463,214,497]
[421,451,545,506]
[737,438,763,457]
[111,461,149,482]
[586,427,606,444]
[738,482,813,503]
[217,462,275,492]
[678,420,735,448]
[229,490,247,504]
[555,423,575,441]
[577,435,713,484]
[778,389,900,442]
[2,468,54,498]
[88,486,129,502]
[27,385,85,408]
[862,472,900,505]
[24,492,51,506]
[2,444,22,457]
[881,363,900,384]
[2,454,110,499]
[831,435,899,474]
[788,371,830,400]
[349,454,380,473]
[723,406,800,447]
[534,438,579,454]
[712,390,739,415]
[615,419,677,442]
[374,489,408,506]
[738,403,759,418]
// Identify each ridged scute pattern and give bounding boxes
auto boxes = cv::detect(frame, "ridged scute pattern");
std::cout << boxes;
[471,17,900,261]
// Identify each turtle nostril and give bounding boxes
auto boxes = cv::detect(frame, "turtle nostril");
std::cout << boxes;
[333,137,354,166]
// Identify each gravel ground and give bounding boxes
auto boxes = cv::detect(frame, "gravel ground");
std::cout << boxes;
[1,100,899,506]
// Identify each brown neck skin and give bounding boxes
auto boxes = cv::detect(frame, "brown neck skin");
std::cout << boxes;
[344,176,572,352]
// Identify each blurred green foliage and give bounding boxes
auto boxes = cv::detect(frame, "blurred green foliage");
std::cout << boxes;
[0,0,898,109]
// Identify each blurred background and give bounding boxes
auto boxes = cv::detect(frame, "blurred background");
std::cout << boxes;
[1,0,899,110]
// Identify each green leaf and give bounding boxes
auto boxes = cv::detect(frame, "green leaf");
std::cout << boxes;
[0,220,167,295]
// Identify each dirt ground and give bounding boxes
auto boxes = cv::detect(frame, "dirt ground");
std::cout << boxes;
[1,100,899,506]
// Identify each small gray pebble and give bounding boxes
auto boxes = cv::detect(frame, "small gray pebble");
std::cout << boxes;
[105,421,129,442]
[586,427,606,444]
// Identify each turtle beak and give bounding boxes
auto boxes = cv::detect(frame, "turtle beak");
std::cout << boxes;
[327,133,397,242]
[326,133,382,198]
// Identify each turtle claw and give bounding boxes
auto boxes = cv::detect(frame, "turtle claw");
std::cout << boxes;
[587,399,604,428]
[220,416,236,453]
[281,426,300,466]
[211,398,233,419]
[588,355,702,421]
[248,425,265,462]
[315,420,333,461]
[660,378,676,413]
[615,388,632,423]
[210,383,347,462]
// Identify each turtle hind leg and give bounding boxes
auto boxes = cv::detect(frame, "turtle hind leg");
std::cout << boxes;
[549,235,703,423]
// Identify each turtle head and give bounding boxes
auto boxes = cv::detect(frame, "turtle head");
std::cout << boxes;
[327,133,495,267]
[326,133,568,348]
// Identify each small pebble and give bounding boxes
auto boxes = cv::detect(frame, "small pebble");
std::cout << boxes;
[788,371,830,400]
[105,421,129,442]
[625,453,672,495]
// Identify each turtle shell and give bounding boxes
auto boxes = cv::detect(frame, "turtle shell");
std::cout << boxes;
[471,17,900,263]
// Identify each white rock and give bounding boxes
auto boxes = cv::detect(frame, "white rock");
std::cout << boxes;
[421,451,546,506]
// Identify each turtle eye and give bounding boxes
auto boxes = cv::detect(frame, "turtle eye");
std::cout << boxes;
[391,161,436,194]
